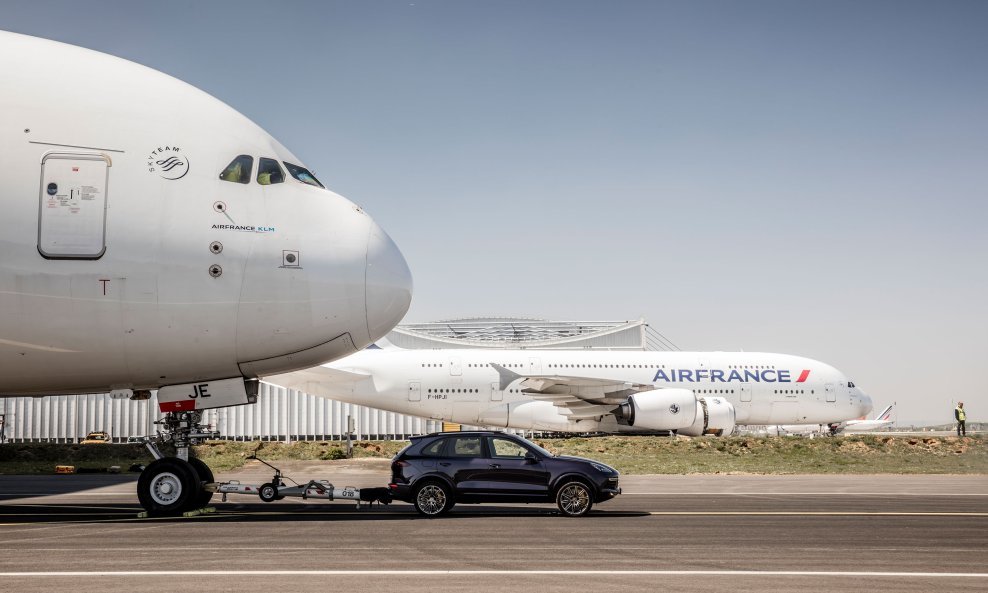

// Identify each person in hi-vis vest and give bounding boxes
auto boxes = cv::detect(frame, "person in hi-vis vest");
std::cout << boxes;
[954,402,967,436]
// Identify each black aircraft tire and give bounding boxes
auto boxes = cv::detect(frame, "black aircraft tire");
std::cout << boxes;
[137,458,198,516]
[187,458,215,510]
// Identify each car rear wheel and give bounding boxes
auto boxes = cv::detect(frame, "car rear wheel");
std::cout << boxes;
[414,481,453,517]
[556,481,593,517]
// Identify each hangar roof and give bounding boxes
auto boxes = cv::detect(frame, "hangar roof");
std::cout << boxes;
[387,317,679,351]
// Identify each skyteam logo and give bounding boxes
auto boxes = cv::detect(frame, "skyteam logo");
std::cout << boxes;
[147,146,190,180]
[653,369,811,383]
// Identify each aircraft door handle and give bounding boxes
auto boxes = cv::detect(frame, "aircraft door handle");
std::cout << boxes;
[489,463,500,469]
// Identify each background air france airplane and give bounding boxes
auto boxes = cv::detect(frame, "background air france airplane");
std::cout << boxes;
[767,404,894,436]
[0,32,412,514]
[268,344,873,436]
[841,404,895,433]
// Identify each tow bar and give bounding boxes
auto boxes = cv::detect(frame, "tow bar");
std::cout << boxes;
[204,455,392,509]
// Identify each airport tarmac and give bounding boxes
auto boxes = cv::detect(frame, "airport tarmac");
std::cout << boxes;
[0,461,985,593]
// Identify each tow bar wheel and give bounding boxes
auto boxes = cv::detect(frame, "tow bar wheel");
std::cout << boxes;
[258,482,279,503]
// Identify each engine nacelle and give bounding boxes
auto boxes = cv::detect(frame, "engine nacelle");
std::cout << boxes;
[678,396,736,437]
[617,389,697,431]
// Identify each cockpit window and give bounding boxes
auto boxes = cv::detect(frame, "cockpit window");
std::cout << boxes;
[257,158,285,185]
[283,161,325,189]
[848,381,855,388]
[219,155,253,184]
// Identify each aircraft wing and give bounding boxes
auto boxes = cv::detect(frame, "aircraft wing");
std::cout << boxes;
[262,366,370,400]
[489,363,653,419]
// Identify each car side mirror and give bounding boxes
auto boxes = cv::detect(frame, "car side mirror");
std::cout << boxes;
[524,452,539,464]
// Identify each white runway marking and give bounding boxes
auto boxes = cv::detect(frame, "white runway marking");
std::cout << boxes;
[7,491,987,497]
[1,570,986,578]
[647,511,988,517]
[0,492,132,496]
[623,492,988,496]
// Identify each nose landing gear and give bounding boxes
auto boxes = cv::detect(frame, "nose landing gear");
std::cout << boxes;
[134,409,219,516]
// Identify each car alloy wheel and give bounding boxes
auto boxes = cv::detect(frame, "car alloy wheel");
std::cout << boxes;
[557,481,592,517]
[415,482,450,517]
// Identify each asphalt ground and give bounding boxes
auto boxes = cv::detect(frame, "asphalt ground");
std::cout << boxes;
[0,460,985,593]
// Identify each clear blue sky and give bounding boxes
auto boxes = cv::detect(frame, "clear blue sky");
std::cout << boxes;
[5,0,986,425]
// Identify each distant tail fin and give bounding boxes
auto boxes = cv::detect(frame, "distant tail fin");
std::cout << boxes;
[875,404,894,421]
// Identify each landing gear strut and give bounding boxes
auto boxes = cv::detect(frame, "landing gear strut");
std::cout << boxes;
[134,410,219,516]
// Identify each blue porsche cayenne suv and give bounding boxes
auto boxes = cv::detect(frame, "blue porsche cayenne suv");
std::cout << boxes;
[389,431,621,517]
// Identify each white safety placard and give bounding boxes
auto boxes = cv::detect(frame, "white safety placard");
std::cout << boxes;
[158,377,250,413]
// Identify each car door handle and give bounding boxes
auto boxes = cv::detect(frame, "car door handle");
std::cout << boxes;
[488,463,500,469]
[439,462,451,467]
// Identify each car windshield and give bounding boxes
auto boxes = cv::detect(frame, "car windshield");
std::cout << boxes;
[521,438,554,458]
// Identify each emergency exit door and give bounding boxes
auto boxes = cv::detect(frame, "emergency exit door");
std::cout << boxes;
[38,152,110,259]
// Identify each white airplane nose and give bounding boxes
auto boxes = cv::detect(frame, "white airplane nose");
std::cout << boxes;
[858,391,874,417]
[365,221,412,342]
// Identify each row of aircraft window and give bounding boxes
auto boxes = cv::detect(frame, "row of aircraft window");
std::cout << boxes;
[427,388,523,394]
[697,388,816,395]
[419,362,779,371]
[219,155,325,188]
[423,386,812,396]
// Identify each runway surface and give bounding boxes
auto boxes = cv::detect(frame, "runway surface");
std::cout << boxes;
[0,461,985,593]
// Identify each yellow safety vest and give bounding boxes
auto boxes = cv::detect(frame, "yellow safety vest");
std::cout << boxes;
[956,408,966,421]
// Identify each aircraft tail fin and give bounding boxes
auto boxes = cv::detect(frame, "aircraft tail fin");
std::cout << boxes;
[875,404,894,421]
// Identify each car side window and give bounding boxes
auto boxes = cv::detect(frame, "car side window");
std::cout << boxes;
[257,157,285,185]
[489,437,529,459]
[421,439,447,457]
[449,436,483,458]
[219,155,253,184]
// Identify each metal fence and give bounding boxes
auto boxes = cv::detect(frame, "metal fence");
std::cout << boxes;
[0,382,444,443]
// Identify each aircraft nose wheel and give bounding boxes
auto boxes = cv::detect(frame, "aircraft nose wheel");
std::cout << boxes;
[150,472,182,504]
[137,458,198,516]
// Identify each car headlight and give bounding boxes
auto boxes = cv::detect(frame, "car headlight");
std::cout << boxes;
[590,462,615,474]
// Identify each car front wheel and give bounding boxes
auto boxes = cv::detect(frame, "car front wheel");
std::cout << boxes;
[414,481,453,517]
[556,481,593,517]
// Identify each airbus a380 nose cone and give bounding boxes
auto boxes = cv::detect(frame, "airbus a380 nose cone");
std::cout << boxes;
[857,390,874,418]
[365,221,413,341]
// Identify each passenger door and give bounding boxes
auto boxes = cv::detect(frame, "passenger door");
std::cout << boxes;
[442,435,488,498]
[38,152,110,259]
[481,436,549,498]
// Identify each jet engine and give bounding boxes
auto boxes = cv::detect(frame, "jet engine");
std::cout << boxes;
[616,389,698,431]
[678,396,736,437]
